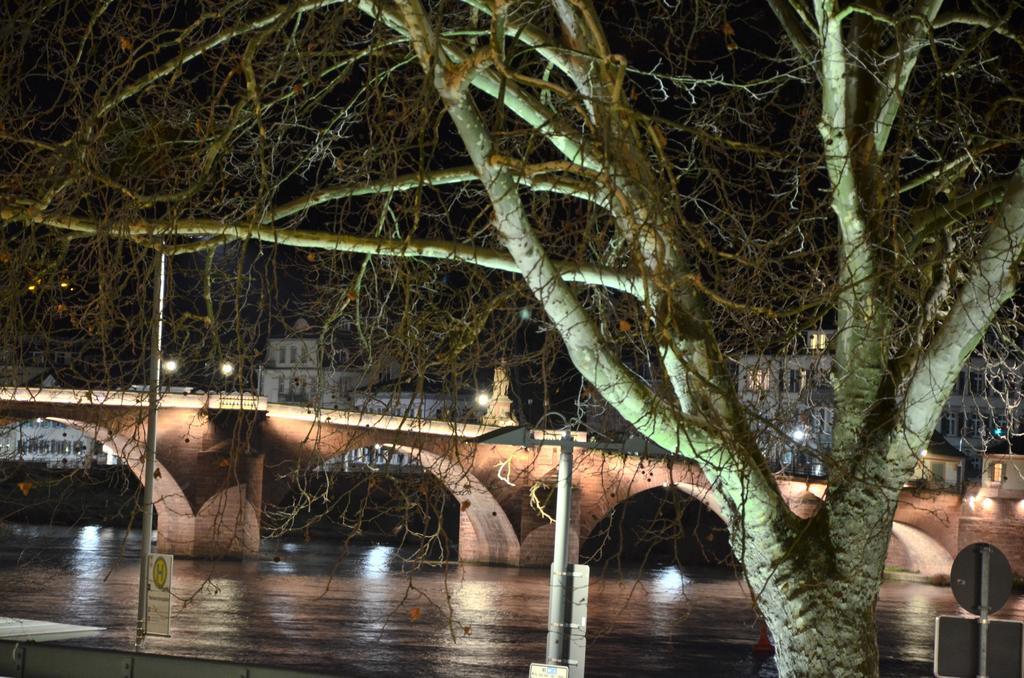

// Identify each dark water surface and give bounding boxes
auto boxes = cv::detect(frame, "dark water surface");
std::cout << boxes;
[0,524,1015,677]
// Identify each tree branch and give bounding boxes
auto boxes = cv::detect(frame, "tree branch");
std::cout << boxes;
[764,0,817,62]
[934,12,1024,51]
[900,162,1024,468]
[0,208,642,296]
[97,0,347,118]
[871,0,945,154]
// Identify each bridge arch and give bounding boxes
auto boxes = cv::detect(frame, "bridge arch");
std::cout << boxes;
[1,416,197,552]
[275,441,521,566]
[43,418,194,522]
[579,484,732,565]
[886,521,953,579]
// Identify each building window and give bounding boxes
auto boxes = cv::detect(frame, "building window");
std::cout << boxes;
[810,407,833,435]
[290,346,299,364]
[992,462,1005,483]
[788,369,806,393]
[964,413,983,437]
[808,332,829,351]
[969,371,985,395]
[940,411,959,437]
[992,414,1008,437]
[277,347,287,365]
[746,368,771,392]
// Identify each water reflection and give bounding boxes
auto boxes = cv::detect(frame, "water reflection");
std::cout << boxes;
[361,545,392,578]
[0,523,1000,677]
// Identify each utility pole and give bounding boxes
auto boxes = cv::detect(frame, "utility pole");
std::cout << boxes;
[135,250,166,649]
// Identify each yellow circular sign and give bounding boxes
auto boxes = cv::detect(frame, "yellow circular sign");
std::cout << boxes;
[152,557,168,589]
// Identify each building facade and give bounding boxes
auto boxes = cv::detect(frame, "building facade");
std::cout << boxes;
[584,329,1010,485]
[258,319,487,422]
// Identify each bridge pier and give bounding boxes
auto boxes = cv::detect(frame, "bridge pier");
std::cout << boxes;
[150,411,265,559]
[156,484,261,558]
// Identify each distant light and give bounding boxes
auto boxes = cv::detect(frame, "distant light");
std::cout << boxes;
[35,417,44,423]
[163,358,179,373]
[59,281,69,289]
[220,361,235,376]
[968,495,976,510]
[994,428,1005,437]
[919,449,928,457]
[26,284,36,292]
[476,393,490,407]
[982,497,994,510]
[792,429,806,442]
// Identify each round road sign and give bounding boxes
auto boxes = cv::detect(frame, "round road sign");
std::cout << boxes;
[950,542,1012,615]
[152,556,169,590]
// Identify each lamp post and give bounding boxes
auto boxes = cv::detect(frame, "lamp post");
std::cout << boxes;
[135,250,167,649]
[471,425,669,676]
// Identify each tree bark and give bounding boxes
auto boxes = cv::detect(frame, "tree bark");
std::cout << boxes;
[760,574,882,678]
[739,461,898,678]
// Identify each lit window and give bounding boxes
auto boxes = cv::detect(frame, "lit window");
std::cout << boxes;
[808,332,829,351]
[746,368,771,392]
[993,462,1005,483]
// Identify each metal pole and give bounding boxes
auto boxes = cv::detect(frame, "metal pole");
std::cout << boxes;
[546,431,574,665]
[978,545,991,678]
[135,250,167,649]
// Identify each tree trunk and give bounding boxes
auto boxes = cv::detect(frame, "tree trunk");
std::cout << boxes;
[737,472,899,678]
[758,573,882,677]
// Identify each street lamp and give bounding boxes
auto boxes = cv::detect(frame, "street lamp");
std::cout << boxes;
[162,358,178,374]
[471,425,669,677]
[219,361,235,377]
[476,392,491,407]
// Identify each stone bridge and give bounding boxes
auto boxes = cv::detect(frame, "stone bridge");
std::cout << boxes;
[0,388,1004,577]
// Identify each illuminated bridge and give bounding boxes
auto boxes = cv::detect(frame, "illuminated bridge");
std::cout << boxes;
[0,388,988,577]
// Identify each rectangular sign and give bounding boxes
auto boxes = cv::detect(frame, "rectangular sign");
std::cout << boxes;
[566,564,589,678]
[934,615,1024,677]
[145,553,173,637]
[529,664,568,678]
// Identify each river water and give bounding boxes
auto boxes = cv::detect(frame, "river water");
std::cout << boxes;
[0,523,1014,677]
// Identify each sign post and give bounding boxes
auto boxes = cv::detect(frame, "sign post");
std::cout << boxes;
[473,427,669,678]
[935,542,1021,677]
[135,249,167,649]
[145,553,173,638]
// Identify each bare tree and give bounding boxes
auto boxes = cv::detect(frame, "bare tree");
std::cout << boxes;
[1,1,1023,675]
